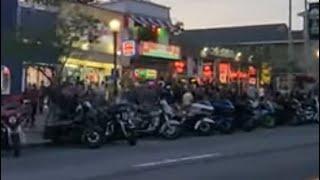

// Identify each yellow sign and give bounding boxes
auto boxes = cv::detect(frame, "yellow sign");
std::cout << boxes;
[261,63,272,85]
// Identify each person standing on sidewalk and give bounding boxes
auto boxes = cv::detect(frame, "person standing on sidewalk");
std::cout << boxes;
[38,80,46,114]
[23,84,39,128]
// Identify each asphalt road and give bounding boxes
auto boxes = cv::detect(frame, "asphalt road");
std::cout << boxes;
[1,125,319,180]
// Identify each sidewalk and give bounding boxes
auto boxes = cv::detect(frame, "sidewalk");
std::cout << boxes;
[22,113,51,147]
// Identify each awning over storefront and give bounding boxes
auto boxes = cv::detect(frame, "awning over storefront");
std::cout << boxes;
[130,14,174,30]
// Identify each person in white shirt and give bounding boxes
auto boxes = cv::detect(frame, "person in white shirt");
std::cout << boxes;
[182,89,194,107]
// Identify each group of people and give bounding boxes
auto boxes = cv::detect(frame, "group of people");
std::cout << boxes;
[21,77,319,127]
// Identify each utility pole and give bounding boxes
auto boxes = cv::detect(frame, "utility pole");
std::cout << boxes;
[288,0,294,72]
[304,0,312,76]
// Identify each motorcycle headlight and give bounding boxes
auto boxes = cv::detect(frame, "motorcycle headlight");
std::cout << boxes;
[8,116,17,124]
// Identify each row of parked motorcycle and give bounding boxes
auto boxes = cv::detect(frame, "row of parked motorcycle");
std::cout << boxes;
[1,95,319,157]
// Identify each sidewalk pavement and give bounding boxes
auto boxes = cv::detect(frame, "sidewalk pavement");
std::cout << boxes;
[22,113,51,148]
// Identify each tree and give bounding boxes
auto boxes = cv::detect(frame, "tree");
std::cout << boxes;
[54,9,101,83]
[19,0,102,84]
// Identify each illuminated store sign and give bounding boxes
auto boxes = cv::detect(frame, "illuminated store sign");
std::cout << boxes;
[122,40,136,57]
[219,63,231,84]
[140,41,181,60]
[134,68,157,80]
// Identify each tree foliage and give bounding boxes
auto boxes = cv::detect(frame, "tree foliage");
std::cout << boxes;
[18,0,102,84]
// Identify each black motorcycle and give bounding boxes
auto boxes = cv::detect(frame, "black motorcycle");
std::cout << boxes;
[289,97,319,126]
[43,101,103,149]
[1,116,24,157]
[233,99,260,132]
[209,99,235,134]
[97,102,137,146]
[1,99,31,157]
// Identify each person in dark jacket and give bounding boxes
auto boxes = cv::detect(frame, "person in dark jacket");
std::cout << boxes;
[160,84,175,105]
[23,84,39,127]
[38,80,46,114]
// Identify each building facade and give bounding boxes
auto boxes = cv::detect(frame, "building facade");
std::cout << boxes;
[173,24,319,87]
[1,0,19,95]
[99,0,182,81]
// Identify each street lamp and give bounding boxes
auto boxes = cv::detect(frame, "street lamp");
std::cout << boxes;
[109,19,121,99]
[235,52,242,95]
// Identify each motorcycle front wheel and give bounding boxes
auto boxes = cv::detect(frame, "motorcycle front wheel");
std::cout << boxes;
[82,126,103,149]
[161,124,182,140]
[196,121,213,136]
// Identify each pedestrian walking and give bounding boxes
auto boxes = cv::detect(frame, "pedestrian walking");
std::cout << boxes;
[23,84,39,128]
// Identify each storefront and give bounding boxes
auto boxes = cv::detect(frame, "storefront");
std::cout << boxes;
[128,41,182,81]
[22,63,55,89]
[62,57,116,85]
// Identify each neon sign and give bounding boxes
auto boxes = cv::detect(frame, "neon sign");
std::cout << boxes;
[140,41,181,60]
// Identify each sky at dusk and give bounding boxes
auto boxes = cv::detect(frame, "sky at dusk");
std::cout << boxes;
[151,0,319,30]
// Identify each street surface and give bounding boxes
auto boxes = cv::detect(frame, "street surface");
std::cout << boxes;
[2,125,319,180]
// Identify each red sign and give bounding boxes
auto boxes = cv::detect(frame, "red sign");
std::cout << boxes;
[248,66,257,85]
[219,63,231,84]
[203,64,213,78]
[174,61,185,74]
[122,41,136,57]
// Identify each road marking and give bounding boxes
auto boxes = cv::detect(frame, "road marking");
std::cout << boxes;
[133,153,222,168]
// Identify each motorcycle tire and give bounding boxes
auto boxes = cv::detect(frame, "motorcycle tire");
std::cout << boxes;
[242,119,256,132]
[161,124,182,140]
[262,116,276,129]
[126,129,137,146]
[82,126,103,149]
[11,133,21,157]
[197,122,213,136]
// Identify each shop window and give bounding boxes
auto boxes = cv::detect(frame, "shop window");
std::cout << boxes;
[1,66,11,95]
[25,66,53,89]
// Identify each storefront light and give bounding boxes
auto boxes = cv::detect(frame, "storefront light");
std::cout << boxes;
[235,52,242,62]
